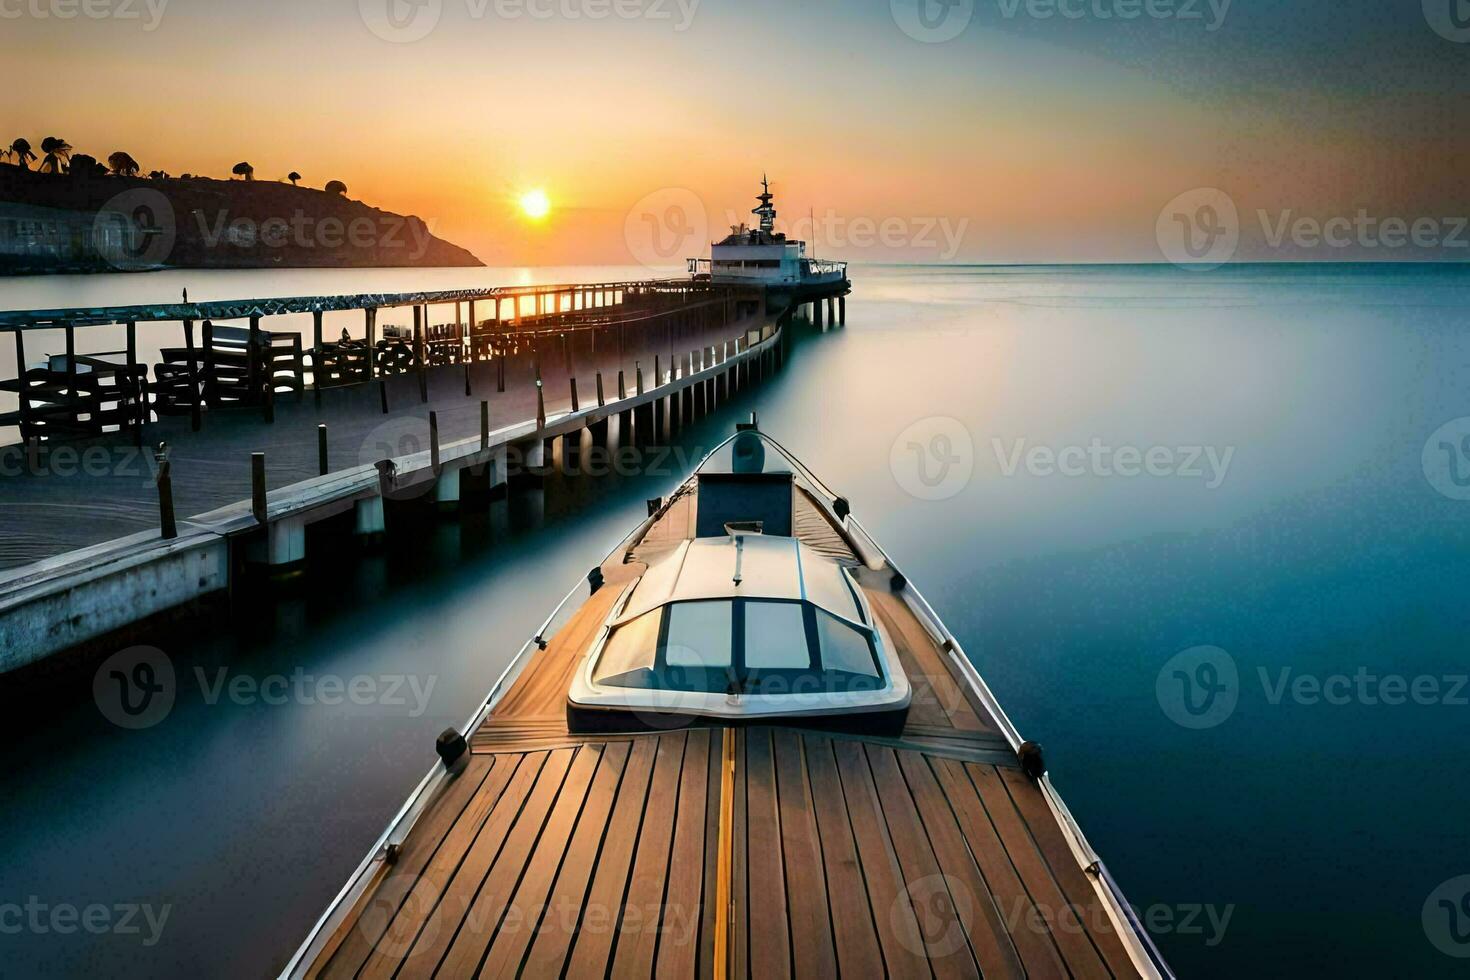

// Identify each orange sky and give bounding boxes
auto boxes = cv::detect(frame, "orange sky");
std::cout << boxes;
[5,1,1468,264]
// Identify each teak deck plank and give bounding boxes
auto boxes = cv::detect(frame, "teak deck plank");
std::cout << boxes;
[895,749,1046,980]
[742,728,791,980]
[655,729,712,978]
[431,747,584,977]
[389,751,556,979]
[863,744,985,980]
[801,734,886,977]
[514,738,631,977]
[995,765,1140,978]
[829,738,932,980]
[931,756,1077,977]
[560,736,659,978]
[479,742,620,978]
[698,736,722,980]
[866,588,988,735]
[610,730,688,979]
[771,729,839,977]
[313,755,496,978]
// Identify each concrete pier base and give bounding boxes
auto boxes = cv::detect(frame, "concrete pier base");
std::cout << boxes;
[434,468,461,513]
[355,496,385,539]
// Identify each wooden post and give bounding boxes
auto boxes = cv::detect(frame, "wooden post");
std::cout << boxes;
[183,318,201,431]
[154,443,176,540]
[570,377,580,413]
[317,423,328,476]
[596,371,605,407]
[126,320,142,444]
[201,319,218,407]
[618,369,626,400]
[536,379,546,430]
[429,411,440,473]
[312,310,324,405]
[497,353,505,393]
[251,452,267,524]
[365,307,377,379]
[246,314,261,404]
[414,306,427,403]
[654,354,660,387]
[480,400,489,450]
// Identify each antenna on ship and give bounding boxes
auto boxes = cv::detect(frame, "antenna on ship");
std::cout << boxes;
[753,173,776,236]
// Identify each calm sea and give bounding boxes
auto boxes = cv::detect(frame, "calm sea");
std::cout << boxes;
[1,263,1468,977]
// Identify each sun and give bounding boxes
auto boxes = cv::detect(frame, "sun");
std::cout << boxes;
[519,189,551,221]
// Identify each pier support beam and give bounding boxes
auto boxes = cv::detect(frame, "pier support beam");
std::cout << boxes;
[355,496,385,540]
[434,467,461,514]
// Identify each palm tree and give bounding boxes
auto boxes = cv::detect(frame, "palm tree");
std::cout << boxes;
[324,179,347,196]
[288,171,301,186]
[108,151,141,177]
[232,161,254,181]
[8,138,36,168]
[38,136,72,174]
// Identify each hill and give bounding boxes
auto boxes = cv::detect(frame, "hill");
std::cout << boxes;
[0,165,482,274]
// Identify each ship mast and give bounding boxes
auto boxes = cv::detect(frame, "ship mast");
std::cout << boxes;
[752,174,777,236]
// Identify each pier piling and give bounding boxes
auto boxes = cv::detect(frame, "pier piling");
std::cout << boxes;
[318,424,328,476]
[251,453,267,525]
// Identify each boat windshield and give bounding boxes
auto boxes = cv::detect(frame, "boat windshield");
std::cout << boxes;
[593,598,881,695]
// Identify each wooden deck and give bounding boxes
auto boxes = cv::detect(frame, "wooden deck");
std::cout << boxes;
[300,465,1151,978]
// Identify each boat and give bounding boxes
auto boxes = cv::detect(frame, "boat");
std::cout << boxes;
[283,418,1172,979]
[688,177,849,300]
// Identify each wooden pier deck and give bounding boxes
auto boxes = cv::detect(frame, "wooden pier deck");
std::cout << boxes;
[293,450,1161,980]
[0,280,762,570]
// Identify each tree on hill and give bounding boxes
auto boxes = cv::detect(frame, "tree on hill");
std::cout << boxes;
[148,170,169,180]
[324,180,347,196]
[39,137,72,174]
[108,151,141,177]
[68,154,106,179]
[232,161,254,181]
[5,138,35,168]
[288,171,301,186]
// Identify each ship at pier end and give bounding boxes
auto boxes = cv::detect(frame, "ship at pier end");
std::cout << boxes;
[688,176,850,311]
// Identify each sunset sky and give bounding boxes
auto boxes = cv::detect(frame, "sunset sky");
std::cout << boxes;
[5,0,1469,264]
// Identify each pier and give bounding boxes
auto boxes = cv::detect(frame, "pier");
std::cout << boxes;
[0,275,849,673]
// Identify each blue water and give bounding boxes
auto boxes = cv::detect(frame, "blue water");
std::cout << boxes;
[2,263,1469,977]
